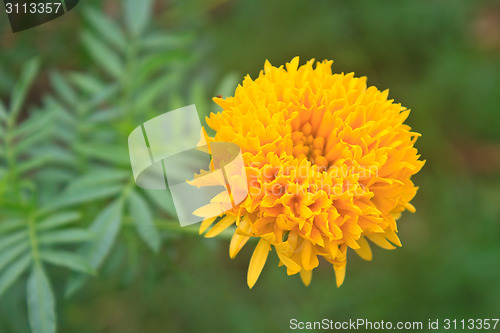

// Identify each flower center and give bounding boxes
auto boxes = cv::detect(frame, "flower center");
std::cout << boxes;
[291,121,329,170]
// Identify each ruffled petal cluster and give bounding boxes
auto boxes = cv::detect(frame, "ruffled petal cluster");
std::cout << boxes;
[199,57,424,288]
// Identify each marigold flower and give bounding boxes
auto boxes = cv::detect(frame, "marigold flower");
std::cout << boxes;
[198,57,424,288]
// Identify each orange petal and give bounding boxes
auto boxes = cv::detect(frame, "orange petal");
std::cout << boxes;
[334,263,346,287]
[204,215,236,238]
[367,233,396,250]
[247,239,271,289]
[301,240,313,269]
[354,236,373,261]
[192,203,224,219]
[276,251,301,275]
[199,217,216,235]
[385,229,402,247]
[229,232,251,259]
[300,269,312,287]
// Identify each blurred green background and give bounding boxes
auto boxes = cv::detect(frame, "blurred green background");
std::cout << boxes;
[1,0,500,332]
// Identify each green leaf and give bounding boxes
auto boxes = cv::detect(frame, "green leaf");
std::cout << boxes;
[0,230,28,253]
[83,7,126,51]
[0,240,29,272]
[40,250,96,275]
[68,72,105,96]
[0,253,31,297]
[10,58,40,121]
[27,263,56,333]
[0,218,25,234]
[74,143,130,166]
[65,168,129,193]
[34,146,75,166]
[81,31,123,78]
[189,78,210,116]
[43,97,74,126]
[64,274,86,298]
[37,211,81,231]
[124,0,152,37]
[134,50,187,87]
[0,100,7,122]
[35,168,74,187]
[86,83,119,109]
[66,200,123,296]
[140,32,193,51]
[87,107,122,123]
[14,125,53,154]
[81,199,124,268]
[18,155,52,175]
[136,73,180,108]
[41,184,122,213]
[49,72,78,106]
[38,229,94,245]
[128,190,160,252]
[143,188,177,218]
[18,145,76,174]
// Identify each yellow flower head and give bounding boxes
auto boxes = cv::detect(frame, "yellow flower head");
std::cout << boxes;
[199,57,424,288]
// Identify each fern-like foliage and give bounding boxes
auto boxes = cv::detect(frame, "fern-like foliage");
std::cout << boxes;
[0,1,240,332]
[0,58,96,333]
